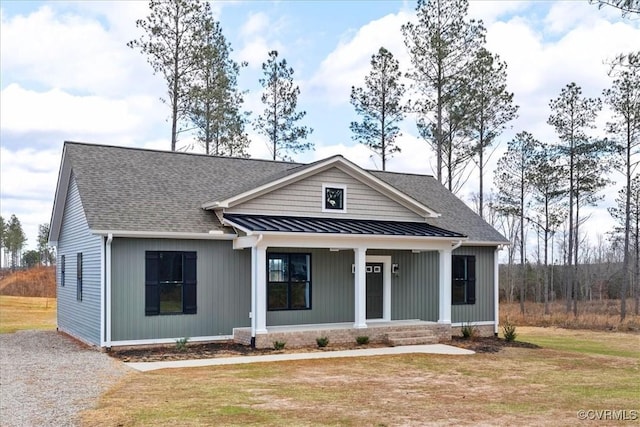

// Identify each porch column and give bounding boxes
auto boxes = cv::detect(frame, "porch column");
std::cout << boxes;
[353,247,367,328]
[438,249,452,324]
[255,243,267,334]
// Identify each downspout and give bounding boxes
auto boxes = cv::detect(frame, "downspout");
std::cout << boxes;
[251,234,263,347]
[451,240,463,251]
[105,233,113,348]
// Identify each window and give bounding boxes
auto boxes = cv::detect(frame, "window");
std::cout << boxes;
[145,251,197,315]
[322,184,346,212]
[452,255,476,305]
[60,255,65,287]
[268,253,311,310]
[76,253,83,301]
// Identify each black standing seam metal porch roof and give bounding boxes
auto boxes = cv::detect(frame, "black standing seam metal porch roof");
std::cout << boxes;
[223,214,467,238]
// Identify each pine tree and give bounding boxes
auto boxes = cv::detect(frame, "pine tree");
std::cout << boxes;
[463,48,519,218]
[604,50,640,319]
[350,47,407,171]
[128,0,210,151]
[254,50,314,161]
[189,18,249,157]
[494,131,538,314]
[548,82,604,315]
[528,147,566,315]
[402,0,485,183]
[5,214,26,270]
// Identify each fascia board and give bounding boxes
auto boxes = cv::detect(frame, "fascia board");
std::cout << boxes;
[90,230,237,240]
[49,145,70,243]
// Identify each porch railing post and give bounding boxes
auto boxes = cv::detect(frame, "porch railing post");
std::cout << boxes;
[354,247,367,328]
[255,244,267,334]
[438,248,452,324]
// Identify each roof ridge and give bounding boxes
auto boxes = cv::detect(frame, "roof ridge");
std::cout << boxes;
[370,169,435,179]
[63,141,305,166]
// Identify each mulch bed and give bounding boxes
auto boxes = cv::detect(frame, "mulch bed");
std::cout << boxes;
[110,336,540,362]
[451,336,541,353]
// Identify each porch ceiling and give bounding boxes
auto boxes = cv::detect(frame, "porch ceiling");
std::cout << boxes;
[224,214,466,238]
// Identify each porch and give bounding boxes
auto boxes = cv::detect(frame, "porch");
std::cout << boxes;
[233,320,451,349]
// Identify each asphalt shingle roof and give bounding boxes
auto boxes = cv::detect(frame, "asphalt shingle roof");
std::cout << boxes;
[60,141,507,243]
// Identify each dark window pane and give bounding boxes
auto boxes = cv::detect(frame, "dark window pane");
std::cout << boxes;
[289,254,310,282]
[268,282,288,310]
[159,282,183,314]
[290,282,310,309]
[452,282,466,304]
[159,252,182,283]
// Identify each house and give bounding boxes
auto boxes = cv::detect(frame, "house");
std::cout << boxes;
[49,141,508,349]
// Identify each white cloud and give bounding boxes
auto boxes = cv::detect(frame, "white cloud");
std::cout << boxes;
[0,84,161,137]
[306,11,411,105]
[240,11,269,37]
[0,4,157,97]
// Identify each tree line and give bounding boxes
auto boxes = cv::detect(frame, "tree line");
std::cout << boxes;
[129,0,639,319]
[0,215,54,270]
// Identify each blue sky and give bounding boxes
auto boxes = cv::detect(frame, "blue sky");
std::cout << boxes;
[1,0,639,255]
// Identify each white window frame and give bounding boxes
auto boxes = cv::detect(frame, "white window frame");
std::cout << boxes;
[322,183,347,213]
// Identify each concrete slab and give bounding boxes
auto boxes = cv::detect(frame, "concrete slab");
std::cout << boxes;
[125,344,474,372]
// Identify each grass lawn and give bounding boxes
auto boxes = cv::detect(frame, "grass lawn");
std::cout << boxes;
[0,295,56,334]
[82,327,639,426]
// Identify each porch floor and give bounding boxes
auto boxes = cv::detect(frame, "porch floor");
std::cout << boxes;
[233,320,452,349]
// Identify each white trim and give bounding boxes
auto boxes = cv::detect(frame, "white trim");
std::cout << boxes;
[494,247,501,335]
[49,144,70,243]
[109,335,234,348]
[353,247,367,328]
[451,321,495,327]
[105,233,113,347]
[462,240,510,247]
[225,228,465,252]
[438,249,452,324]
[202,155,440,218]
[99,236,105,347]
[322,183,347,213]
[90,230,237,240]
[366,255,392,322]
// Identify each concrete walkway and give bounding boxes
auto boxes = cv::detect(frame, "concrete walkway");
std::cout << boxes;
[126,344,474,372]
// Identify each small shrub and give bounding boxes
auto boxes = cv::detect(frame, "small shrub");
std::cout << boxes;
[356,336,370,345]
[316,337,329,348]
[461,322,478,339]
[273,340,286,350]
[175,337,189,352]
[502,320,517,342]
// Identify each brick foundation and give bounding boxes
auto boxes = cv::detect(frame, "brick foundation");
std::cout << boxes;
[233,321,452,349]
[451,324,496,337]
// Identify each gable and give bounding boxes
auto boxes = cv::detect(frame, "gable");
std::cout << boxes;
[225,167,425,222]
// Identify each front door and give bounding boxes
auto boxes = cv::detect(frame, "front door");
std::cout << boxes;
[366,263,383,319]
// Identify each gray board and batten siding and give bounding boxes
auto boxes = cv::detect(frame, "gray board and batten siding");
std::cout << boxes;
[110,238,251,342]
[56,174,103,346]
[226,167,425,222]
[109,243,495,341]
[451,246,496,324]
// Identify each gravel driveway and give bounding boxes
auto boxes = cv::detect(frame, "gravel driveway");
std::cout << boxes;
[0,330,131,427]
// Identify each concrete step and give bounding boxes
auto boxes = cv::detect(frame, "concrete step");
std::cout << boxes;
[385,331,439,346]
